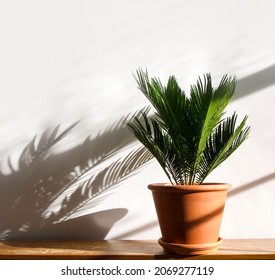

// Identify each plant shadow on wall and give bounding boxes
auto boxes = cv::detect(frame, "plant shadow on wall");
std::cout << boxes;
[0,119,153,240]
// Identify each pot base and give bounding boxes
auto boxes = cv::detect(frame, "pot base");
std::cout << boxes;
[158,237,223,255]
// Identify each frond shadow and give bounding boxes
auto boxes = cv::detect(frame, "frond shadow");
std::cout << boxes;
[0,117,153,240]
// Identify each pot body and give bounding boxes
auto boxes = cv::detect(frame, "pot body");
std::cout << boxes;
[148,183,231,245]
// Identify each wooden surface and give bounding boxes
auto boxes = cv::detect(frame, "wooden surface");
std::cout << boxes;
[0,239,274,260]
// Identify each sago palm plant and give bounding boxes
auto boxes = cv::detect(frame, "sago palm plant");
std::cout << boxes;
[127,69,250,185]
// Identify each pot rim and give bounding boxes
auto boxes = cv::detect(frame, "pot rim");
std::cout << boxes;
[148,182,231,192]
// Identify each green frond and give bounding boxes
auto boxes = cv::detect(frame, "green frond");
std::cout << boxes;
[188,74,237,183]
[196,113,250,183]
[127,69,250,185]
[127,107,174,183]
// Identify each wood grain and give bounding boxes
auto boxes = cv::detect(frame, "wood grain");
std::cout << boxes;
[0,239,274,260]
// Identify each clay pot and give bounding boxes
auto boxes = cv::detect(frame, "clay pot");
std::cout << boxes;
[148,183,231,255]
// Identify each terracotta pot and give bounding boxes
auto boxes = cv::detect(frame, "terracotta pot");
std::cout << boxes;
[148,183,231,255]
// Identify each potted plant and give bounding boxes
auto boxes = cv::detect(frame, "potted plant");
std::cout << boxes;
[126,69,250,255]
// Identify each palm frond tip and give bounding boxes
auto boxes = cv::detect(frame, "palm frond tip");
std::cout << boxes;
[127,69,250,185]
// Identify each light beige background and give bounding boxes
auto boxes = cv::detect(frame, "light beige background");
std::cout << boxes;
[0,0,274,240]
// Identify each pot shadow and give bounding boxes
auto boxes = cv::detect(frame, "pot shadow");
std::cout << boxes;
[0,117,152,240]
[25,208,128,240]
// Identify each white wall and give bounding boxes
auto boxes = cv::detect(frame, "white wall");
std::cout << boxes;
[0,0,275,240]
